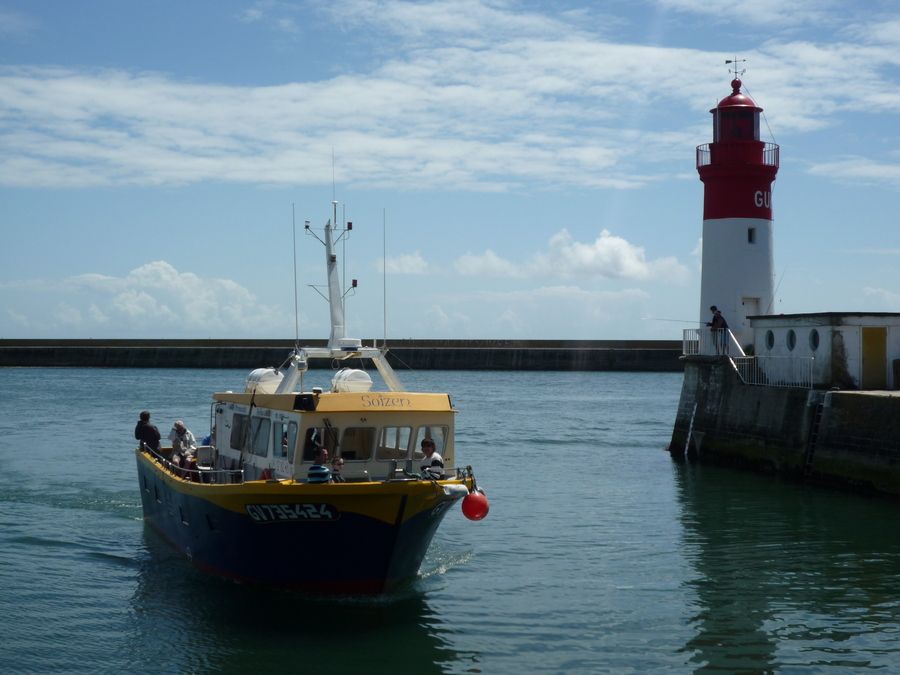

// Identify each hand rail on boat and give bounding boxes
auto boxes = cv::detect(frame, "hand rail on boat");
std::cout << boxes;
[141,443,245,484]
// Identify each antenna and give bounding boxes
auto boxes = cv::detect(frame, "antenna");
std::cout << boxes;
[292,204,299,346]
[332,149,336,203]
[726,56,746,78]
[382,208,387,349]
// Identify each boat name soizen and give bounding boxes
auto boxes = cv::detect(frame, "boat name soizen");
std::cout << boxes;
[134,201,489,594]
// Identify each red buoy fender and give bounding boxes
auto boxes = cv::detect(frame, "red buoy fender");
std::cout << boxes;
[462,488,489,521]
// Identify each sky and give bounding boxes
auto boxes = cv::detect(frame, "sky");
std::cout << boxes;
[2,0,900,341]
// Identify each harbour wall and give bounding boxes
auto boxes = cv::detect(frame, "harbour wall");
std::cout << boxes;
[0,339,683,371]
[668,355,900,497]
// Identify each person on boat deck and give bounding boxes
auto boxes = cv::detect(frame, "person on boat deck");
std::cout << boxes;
[135,411,161,453]
[201,425,215,447]
[331,457,346,483]
[420,438,444,480]
[308,447,331,484]
[167,421,197,464]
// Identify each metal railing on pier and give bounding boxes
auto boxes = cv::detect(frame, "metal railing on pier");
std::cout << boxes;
[732,356,813,389]
[683,328,745,357]
[682,329,814,389]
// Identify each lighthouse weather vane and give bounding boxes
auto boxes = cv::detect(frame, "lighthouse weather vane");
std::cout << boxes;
[726,56,746,78]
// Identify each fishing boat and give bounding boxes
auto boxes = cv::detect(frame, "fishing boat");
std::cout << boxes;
[134,202,489,594]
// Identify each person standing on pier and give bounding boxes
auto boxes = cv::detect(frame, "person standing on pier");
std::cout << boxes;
[707,306,729,355]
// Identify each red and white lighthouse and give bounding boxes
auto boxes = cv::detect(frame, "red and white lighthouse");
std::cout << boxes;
[697,78,779,350]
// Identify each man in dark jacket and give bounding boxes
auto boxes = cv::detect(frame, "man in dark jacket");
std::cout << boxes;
[135,411,162,452]
[707,305,729,354]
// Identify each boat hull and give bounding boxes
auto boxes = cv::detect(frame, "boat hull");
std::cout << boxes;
[135,450,470,594]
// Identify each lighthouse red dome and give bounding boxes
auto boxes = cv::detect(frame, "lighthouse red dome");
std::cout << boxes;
[713,78,762,112]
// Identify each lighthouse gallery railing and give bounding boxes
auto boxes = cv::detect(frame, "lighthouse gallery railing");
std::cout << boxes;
[696,142,779,168]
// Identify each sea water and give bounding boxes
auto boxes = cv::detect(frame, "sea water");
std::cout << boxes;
[3,368,900,674]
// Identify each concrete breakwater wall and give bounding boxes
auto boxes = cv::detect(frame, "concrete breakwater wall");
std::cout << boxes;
[668,355,900,497]
[0,339,683,371]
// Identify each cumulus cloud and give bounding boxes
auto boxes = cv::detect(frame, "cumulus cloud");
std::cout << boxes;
[455,228,690,281]
[863,287,900,310]
[807,157,900,188]
[380,251,430,274]
[0,262,292,338]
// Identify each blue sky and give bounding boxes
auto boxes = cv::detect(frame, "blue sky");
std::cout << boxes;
[2,0,899,341]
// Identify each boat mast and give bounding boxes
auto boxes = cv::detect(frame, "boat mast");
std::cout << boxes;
[274,200,407,394]
[325,201,347,350]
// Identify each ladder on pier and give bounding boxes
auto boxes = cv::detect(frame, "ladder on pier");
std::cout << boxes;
[804,403,824,477]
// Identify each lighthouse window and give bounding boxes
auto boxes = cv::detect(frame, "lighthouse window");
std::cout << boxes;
[809,329,820,352]
[748,227,756,244]
[787,330,797,351]
[765,330,775,351]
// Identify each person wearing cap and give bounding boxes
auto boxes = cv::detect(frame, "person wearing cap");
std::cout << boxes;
[167,420,197,464]
[419,438,444,480]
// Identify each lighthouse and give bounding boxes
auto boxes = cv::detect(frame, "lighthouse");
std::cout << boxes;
[697,77,779,351]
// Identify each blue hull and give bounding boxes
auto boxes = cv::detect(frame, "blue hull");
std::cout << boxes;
[136,452,464,594]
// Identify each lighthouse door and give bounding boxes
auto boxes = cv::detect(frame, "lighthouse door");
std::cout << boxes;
[861,326,887,390]
[741,297,760,328]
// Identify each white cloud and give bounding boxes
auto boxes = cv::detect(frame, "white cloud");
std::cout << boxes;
[381,251,430,274]
[6,309,29,328]
[0,7,38,39]
[455,249,524,278]
[456,228,690,281]
[0,262,291,338]
[654,0,840,27]
[54,302,83,326]
[863,287,900,310]
[3,3,900,191]
[807,157,900,188]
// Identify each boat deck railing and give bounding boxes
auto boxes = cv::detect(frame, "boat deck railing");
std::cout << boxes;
[142,443,245,484]
[142,443,471,485]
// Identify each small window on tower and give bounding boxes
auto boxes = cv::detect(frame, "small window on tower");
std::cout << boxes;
[748,227,756,244]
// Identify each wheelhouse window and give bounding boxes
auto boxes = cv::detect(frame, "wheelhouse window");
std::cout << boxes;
[230,413,270,457]
[274,421,298,461]
[377,426,412,461]
[341,427,375,462]
[413,426,449,461]
[230,414,248,451]
[301,426,338,462]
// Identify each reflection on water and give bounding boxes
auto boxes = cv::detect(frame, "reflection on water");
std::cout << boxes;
[674,462,900,673]
[129,526,470,675]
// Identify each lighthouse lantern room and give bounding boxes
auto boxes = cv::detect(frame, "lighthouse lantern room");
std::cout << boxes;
[697,77,779,351]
